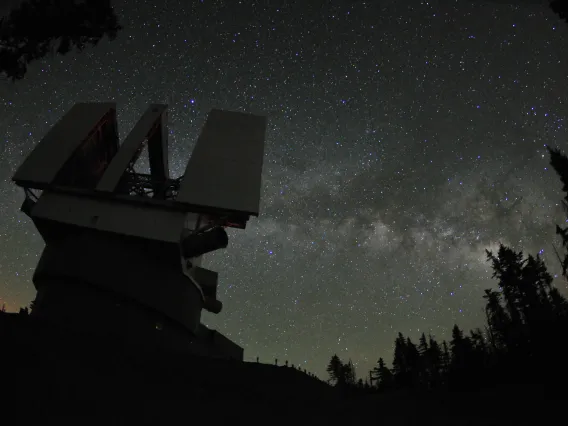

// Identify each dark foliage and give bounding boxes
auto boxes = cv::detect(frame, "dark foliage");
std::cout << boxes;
[0,0,122,81]
[370,241,567,392]
[329,146,568,394]
[551,0,568,23]
[326,354,357,388]
[548,146,568,277]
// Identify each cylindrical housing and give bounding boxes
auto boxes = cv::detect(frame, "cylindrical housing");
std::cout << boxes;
[180,227,228,259]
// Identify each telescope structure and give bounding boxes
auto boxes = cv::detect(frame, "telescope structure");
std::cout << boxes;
[12,103,267,360]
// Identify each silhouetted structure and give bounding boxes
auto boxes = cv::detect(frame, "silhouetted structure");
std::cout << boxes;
[12,102,267,360]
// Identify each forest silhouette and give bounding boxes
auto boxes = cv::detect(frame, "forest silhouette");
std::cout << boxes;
[0,0,121,81]
[326,147,568,397]
[2,1,568,421]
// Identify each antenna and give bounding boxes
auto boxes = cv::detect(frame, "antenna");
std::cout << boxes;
[12,102,267,360]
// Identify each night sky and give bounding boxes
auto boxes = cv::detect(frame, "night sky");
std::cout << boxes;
[1,0,568,378]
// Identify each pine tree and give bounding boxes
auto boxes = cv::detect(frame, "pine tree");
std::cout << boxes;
[450,324,464,367]
[343,359,356,386]
[405,337,421,387]
[418,333,429,357]
[426,335,442,388]
[469,328,489,372]
[441,340,451,377]
[450,325,475,371]
[548,147,568,276]
[469,328,486,352]
[417,332,430,386]
[486,245,525,326]
[448,324,477,387]
[373,357,393,391]
[486,242,566,363]
[483,288,510,352]
[326,354,343,385]
[545,149,568,311]
[392,332,407,385]
[29,299,37,314]
[523,254,555,319]
[549,287,568,318]
[371,358,380,387]
[0,0,122,81]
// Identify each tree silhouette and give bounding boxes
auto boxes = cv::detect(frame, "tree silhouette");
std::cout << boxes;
[549,286,568,317]
[329,145,568,394]
[405,337,421,387]
[346,241,567,392]
[441,340,450,377]
[392,332,408,387]
[418,333,428,357]
[449,325,473,371]
[425,335,443,388]
[483,288,510,352]
[548,146,568,277]
[326,354,343,386]
[486,245,525,327]
[326,354,359,390]
[342,359,356,386]
[417,332,430,387]
[0,0,122,81]
[372,357,393,391]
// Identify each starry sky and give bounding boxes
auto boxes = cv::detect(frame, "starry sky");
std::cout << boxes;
[1,0,568,378]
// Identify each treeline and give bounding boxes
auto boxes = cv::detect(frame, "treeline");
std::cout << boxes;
[327,146,568,393]
[0,0,122,81]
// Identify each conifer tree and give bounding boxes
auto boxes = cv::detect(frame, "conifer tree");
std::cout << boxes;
[405,337,421,387]
[486,245,525,326]
[418,333,428,356]
[392,332,407,385]
[417,332,430,386]
[373,357,393,391]
[548,146,568,276]
[343,359,356,386]
[0,0,122,81]
[483,288,510,352]
[450,325,476,372]
[441,340,451,377]
[426,335,442,388]
[326,354,343,386]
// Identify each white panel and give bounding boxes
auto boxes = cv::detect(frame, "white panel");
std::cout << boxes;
[176,109,267,216]
[31,192,198,243]
[13,103,116,188]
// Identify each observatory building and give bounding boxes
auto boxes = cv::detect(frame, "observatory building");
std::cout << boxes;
[12,103,267,360]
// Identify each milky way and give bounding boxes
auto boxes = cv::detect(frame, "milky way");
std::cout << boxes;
[1,0,568,378]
